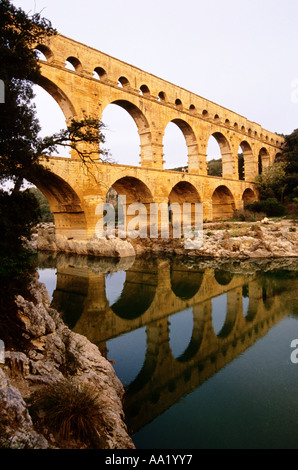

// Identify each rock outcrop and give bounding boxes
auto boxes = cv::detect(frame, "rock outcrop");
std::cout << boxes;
[0,275,135,449]
[28,219,298,260]
[28,223,135,258]
[130,219,298,259]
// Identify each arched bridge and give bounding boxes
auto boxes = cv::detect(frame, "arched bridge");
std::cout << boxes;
[32,33,284,239]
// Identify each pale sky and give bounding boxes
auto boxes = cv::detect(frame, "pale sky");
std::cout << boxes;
[11,0,298,167]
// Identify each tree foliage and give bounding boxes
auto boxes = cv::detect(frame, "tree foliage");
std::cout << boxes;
[279,128,298,199]
[0,0,108,288]
[255,161,287,201]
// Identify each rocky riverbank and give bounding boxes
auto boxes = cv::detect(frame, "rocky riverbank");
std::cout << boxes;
[0,274,135,449]
[29,218,298,260]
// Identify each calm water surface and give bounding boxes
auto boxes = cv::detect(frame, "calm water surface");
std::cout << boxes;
[37,253,298,449]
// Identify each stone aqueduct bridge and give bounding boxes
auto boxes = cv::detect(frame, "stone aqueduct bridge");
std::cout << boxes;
[44,254,294,434]
[33,33,285,239]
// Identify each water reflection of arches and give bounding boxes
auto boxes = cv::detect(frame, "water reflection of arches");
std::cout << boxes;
[214,269,234,286]
[38,253,297,440]
[170,261,204,300]
[169,305,206,363]
[109,259,158,320]
[211,292,238,339]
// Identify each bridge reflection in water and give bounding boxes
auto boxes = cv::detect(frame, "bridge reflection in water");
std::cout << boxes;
[37,253,298,438]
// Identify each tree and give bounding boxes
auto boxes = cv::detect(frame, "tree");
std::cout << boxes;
[255,161,287,202]
[0,0,108,288]
[207,158,222,177]
[279,129,298,200]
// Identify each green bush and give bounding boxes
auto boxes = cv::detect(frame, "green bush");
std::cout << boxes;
[246,198,286,217]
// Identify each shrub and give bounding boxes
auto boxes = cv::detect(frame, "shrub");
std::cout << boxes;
[29,378,104,447]
[246,198,286,217]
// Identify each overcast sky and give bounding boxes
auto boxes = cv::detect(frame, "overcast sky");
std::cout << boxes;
[11,0,298,167]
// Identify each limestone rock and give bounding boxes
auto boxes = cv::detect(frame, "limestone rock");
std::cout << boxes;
[0,368,49,449]
[1,277,135,449]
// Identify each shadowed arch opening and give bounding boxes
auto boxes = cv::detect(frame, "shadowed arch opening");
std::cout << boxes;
[66,56,83,72]
[242,188,257,207]
[35,44,54,62]
[259,147,270,174]
[93,67,107,80]
[212,185,235,220]
[239,141,254,181]
[28,167,87,239]
[139,84,150,96]
[118,76,130,88]
[102,100,152,167]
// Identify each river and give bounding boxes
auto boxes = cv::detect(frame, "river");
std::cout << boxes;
[37,252,298,449]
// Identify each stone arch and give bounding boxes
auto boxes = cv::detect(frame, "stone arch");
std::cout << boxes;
[168,181,201,231]
[93,66,107,80]
[275,152,283,161]
[212,185,236,220]
[139,84,150,96]
[106,99,152,167]
[207,132,234,179]
[158,91,167,102]
[28,167,87,239]
[175,99,183,110]
[258,147,270,174]
[109,175,154,236]
[164,118,200,171]
[239,140,255,181]
[35,44,54,62]
[35,75,77,122]
[242,188,257,207]
[66,56,83,72]
[118,76,130,88]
